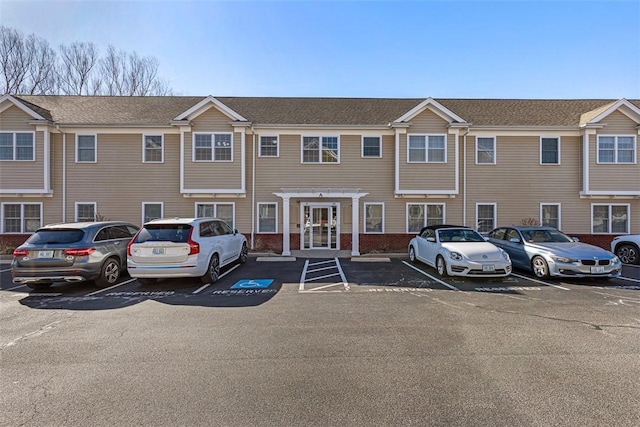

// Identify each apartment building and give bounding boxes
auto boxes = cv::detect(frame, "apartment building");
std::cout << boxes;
[1,94,638,255]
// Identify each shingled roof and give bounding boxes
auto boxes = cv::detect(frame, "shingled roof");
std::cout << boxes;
[12,95,640,127]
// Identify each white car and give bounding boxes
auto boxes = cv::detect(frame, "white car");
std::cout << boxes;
[610,234,640,265]
[127,218,248,285]
[408,225,512,278]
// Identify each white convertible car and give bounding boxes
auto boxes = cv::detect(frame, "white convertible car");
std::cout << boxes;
[408,225,512,278]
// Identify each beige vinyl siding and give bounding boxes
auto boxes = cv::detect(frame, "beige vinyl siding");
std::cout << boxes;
[398,109,456,191]
[0,106,46,190]
[589,111,640,192]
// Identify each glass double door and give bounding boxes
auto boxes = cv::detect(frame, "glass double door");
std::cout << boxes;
[303,205,337,249]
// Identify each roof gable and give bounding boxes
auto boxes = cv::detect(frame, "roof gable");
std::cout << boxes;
[580,99,640,127]
[174,95,247,122]
[0,94,48,121]
[394,97,467,124]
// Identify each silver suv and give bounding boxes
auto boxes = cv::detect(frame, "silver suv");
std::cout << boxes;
[12,221,139,290]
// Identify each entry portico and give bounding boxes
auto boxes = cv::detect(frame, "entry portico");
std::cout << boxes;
[273,188,368,256]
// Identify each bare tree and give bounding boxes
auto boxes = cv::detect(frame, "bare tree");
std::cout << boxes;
[0,26,28,94]
[98,46,173,95]
[23,33,58,94]
[58,41,99,95]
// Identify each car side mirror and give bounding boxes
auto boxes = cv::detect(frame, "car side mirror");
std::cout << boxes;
[426,237,436,242]
[572,237,579,242]
[234,229,239,235]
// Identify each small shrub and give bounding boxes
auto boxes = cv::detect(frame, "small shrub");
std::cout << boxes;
[520,218,540,226]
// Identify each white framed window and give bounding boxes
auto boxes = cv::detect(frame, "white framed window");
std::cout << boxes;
[407,134,446,163]
[302,136,339,163]
[75,202,96,222]
[143,135,163,163]
[597,135,636,164]
[195,202,235,229]
[540,203,561,229]
[0,132,35,161]
[257,203,277,233]
[540,137,560,165]
[476,137,496,164]
[591,204,629,233]
[193,133,233,162]
[476,203,496,233]
[362,136,382,158]
[1,202,42,233]
[76,134,97,163]
[364,203,384,233]
[406,203,445,233]
[142,202,163,223]
[259,135,279,157]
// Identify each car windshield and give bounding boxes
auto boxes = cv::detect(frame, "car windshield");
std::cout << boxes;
[438,229,485,242]
[134,224,192,243]
[521,229,573,243]
[26,229,85,245]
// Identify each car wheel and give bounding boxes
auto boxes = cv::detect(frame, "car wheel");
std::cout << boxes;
[137,278,156,286]
[26,282,53,290]
[436,255,448,277]
[531,256,550,278]
[409,246,417,263]
[616,244,639,265]
[95,257,120,288]
[201,253,220,284]
[238,243,248,264]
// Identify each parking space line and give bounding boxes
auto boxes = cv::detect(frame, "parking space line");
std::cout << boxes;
[305,272,342,282]
[86,278,137,296]
[1,268,12,273]
[299,258,349,292]
[618,276,640,284]
[401,261,459,291]
[192,264,241,294]
[509,273,570,290]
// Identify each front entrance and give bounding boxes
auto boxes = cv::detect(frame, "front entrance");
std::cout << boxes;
[302,204,338,249]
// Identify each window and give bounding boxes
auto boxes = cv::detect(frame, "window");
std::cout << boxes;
[143,202,163,223]
[597,136,636,164]
[476,203,496,233]
[541,204,560,229]
[362,136,381,158]
[75,202,96,222]
[259,136,279,157]
[76,135,96,162]
[302,136,339,163]
[407,203,445,233]
[193,133,233,162]
[257,203,277,233]
[476,137,496,164]
[407,134,446,163]
[143,135,163,162]
[364,203,384,233]
[195,203,234,229]
[541,137,560,164]
[0,132,35,161]
[592,204,629,233]
[1,203,41,233]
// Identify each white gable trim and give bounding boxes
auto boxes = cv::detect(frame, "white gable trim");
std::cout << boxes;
[0,94,47,120]
[174,95,247,122]
[394,97,467,124]
[587,99,640,125]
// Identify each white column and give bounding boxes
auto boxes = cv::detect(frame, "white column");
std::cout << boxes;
[351,196,360,256]
[282,196,291,256]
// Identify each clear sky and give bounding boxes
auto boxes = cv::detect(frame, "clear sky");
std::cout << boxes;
[2,0,639,99]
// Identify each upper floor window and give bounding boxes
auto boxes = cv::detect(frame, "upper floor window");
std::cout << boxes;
[476,137,496,164]
[195,202,235,229]
[407,203,445,233]
[257,203,277,233]
[193,133,233,162]
[407,134,446,163]
[597,136,636,164]
[1,202,41,233]
[362,136,382,158]
[143,202,163,223]
[143,135,163,163]
[364,203,384,233]
[541,137,560,164]
[259,136,279,157]
[76,135,96,163]
[592,204,629,233]
[0,132,35,161]
[476,203,496,233]
[540,203,560,229]
[302,136,339,163]
[75,202,96,222]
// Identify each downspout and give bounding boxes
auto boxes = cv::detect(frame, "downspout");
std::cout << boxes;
[57,125,67,222]
[250,128,256,249]
[462,128,469,227]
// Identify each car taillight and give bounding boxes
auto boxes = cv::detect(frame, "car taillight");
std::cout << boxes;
[13,248,28,257]
[187,228,199,255]
[64,248,96,257]
[127,230,142,256]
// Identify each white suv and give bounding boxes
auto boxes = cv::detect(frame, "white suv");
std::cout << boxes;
[610,235,640,265]
[127,218,248,285]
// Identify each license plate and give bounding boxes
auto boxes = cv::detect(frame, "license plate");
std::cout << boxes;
[38,250,53,258]
[152,247,165,255]
[483,264,495,272]
[591,266,605,274]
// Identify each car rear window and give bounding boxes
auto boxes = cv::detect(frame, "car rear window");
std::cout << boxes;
[134,224,193,243]
[27,229,85,244]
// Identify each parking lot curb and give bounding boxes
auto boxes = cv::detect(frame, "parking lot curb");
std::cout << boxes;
[256,256,296,262]
[351,257,391,262]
